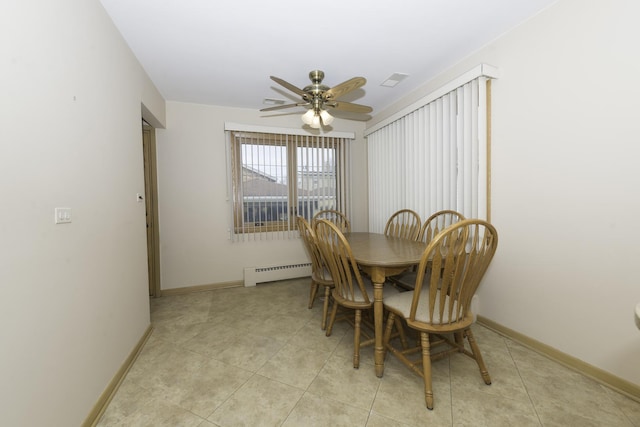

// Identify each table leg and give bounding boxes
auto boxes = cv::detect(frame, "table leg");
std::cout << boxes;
[370,267,386,377]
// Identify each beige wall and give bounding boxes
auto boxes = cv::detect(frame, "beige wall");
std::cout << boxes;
[3,0,637,425]
[372,0,640,387]
[0,0,165,425]
[154,0,640,391]
[155,102,367,290]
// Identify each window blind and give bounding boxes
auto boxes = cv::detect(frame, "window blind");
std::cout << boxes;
[366,75,492,232]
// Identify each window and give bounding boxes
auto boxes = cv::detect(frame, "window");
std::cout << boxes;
[227,128,351,240]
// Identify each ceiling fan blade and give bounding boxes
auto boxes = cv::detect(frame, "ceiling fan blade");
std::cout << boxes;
[260,103,308,112]
[270,76,307,97]
[329,101,373,114]
[324,77,366,100]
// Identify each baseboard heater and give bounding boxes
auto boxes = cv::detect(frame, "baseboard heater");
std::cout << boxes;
[243,263,312,287]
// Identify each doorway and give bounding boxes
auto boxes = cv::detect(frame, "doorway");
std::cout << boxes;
[142,123,161,297]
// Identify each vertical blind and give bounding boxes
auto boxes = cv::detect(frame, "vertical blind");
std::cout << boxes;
[366,76,491,232]
[226,127,352,242]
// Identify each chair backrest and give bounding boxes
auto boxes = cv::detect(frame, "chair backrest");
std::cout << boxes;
[312,209,351,233]
[419,210,466,244]
[314,219,370,305]
[384,209,421,240]
[410,219,498,327]
[296,216,331,282]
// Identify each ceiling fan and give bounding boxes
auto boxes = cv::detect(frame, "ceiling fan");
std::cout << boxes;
[260,70,373,128]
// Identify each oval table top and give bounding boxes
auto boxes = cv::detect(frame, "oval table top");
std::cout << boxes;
[344,232,427,268]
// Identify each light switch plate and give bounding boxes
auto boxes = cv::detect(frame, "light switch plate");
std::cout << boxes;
[55,207,72,224]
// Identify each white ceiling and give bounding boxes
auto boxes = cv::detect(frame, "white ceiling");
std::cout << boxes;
[99,0,557,120]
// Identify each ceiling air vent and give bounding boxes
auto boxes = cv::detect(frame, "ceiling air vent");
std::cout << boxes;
[381,73,409,88]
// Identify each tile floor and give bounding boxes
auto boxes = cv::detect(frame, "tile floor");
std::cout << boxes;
[97,278,640,426]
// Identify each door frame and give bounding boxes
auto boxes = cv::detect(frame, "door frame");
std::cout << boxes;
[142,123,161,297]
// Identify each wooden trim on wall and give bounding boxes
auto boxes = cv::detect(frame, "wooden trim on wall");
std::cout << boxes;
[82,325,153,427]
[477,316,640,402]
[486,79,492,223]
[160,280,244,296]
[83,281,242,424]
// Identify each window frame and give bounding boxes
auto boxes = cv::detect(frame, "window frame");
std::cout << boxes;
[226,127,352,240]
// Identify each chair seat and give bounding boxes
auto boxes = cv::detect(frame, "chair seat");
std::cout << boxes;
[312,266,333,286]
[335,275,400,307]
[384,288,459,325]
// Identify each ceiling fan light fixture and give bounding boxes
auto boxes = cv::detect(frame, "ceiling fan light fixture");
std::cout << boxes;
[310,114,321,129]
[265,70,372,126]
[319,109,334,125]
[301,109,315,125]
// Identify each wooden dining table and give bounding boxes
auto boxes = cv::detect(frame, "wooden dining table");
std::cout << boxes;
[343,232,427,377]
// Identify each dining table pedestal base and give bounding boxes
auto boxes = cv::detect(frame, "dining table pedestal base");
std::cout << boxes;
[344,232,427,378]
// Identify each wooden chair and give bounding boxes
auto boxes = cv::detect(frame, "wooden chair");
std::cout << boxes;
[296,216,334,330]
[312,209,351,233]
[391,210,466,291]
[384,209,421,240]
[382,219,498,409]
[419,210,466,244]
[314,219,403,368]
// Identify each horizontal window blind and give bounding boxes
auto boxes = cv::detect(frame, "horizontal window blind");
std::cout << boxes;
[366,76,491,232]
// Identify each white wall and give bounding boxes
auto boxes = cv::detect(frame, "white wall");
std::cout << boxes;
[155,102,367,290]
[372,0,640,387]
[0,1,165,425]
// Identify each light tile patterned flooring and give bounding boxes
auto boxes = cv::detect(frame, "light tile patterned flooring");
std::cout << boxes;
[98,278,640,426]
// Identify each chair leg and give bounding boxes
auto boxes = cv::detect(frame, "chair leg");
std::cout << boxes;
[465,328,491,385]
[420,332,434,410]
[383,312,409,351]
[325,300,339,337]
[394,316,409,349]
[454,331,464,347]
[321,286,331,330]
[308,280,319,309]
[353,309,361,369]
[383,312,396,357]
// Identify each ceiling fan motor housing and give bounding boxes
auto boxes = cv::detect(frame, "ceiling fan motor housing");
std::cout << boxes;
[303,70,330,101]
